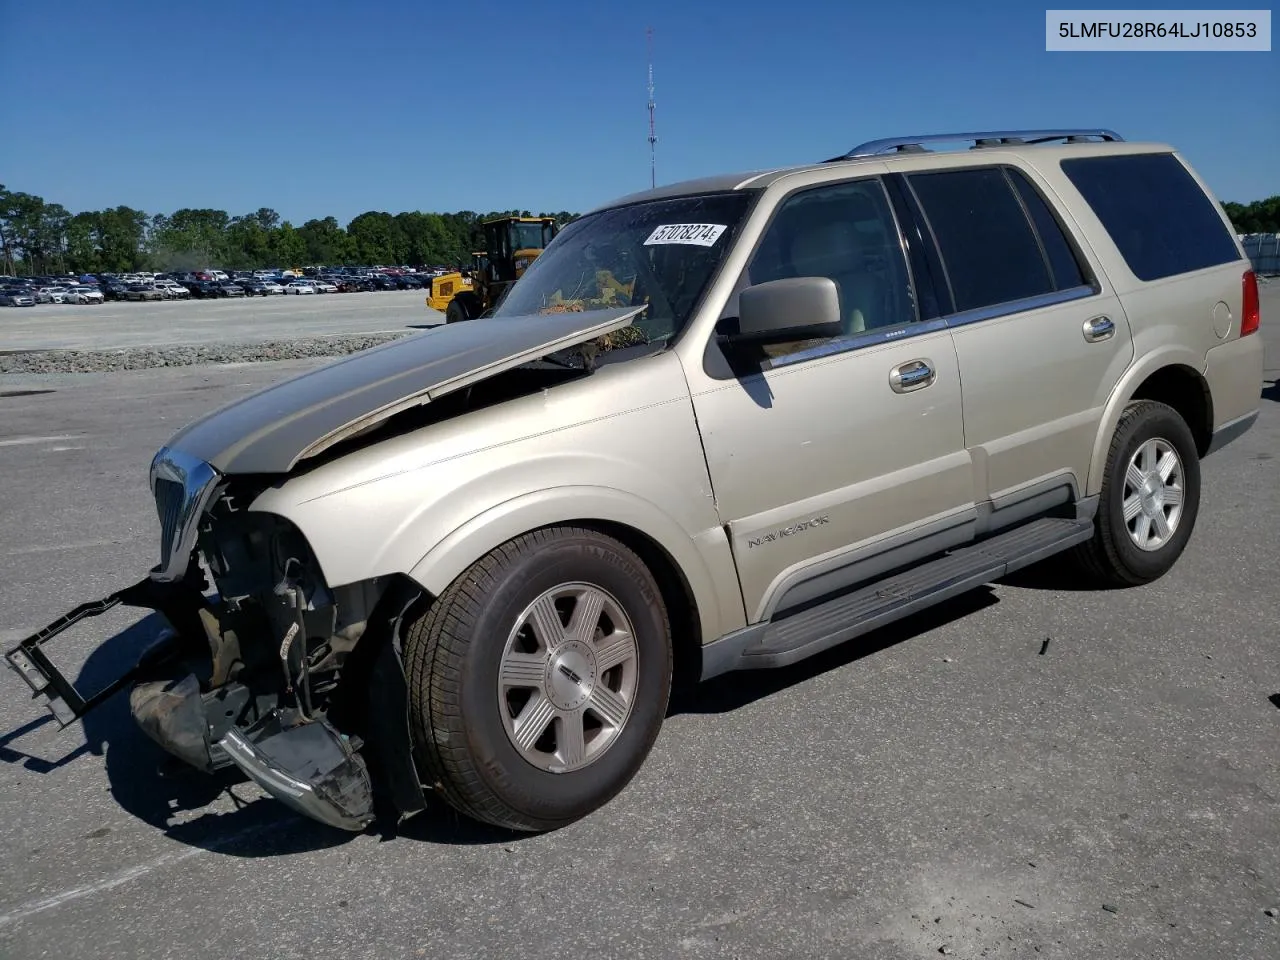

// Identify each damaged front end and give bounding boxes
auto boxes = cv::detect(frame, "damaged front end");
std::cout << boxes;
[4,446,426,833]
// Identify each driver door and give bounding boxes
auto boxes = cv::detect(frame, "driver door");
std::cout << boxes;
[684,176,975,622]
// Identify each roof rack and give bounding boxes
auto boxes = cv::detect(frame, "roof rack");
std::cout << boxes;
[824,129,1125,162]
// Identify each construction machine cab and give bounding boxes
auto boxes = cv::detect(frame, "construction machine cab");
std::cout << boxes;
[483,217,557,284]
[427,216,559,322]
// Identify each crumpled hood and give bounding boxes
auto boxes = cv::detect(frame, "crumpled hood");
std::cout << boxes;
[165,306,645,475]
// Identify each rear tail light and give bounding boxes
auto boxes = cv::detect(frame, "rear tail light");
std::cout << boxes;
[1241,269,1260,337]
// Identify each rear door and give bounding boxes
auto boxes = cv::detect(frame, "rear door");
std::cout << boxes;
[897,162,1133,521]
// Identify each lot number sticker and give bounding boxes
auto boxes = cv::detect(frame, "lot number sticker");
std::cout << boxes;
[644,223,727,247]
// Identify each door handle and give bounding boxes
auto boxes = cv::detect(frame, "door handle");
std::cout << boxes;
[1083,316,1115,342]
[889,359,935,393]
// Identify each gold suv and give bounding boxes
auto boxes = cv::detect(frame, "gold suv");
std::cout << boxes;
[7,129,1264,834]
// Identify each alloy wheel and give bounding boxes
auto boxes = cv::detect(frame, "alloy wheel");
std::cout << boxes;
[497,583,639,773]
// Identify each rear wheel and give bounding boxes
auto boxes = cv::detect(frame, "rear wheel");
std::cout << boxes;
[1071,399,1201,586]
[403,526,672,832]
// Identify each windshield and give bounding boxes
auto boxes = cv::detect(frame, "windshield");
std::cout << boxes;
[511,221,553,251]
[491,192,755,342]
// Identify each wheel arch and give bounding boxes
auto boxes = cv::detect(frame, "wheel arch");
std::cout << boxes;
[1086,348,1213,496]
[406,486,742,656]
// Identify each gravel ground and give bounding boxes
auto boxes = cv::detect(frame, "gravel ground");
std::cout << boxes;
[0,289,439,353]
[0,333,416,374]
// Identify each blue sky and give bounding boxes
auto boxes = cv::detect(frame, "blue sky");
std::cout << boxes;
[1,0,1275,223]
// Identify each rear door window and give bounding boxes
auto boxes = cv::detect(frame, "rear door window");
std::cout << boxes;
[907,167,1054,313]
[1059,152,1241,281]
[1007,167,1088,291]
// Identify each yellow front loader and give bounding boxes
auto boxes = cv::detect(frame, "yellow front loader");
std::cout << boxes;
[425,216,558,322]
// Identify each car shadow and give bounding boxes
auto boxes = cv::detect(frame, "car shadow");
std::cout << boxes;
[672,586,1000,716]
[995,553,1120,592]
[1261,378,1278,403]
[0,577,1064,851]
[0,612,353,856]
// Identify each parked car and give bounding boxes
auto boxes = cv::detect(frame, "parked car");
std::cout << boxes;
[154,280,191,299]
[212,281,246,298]
[35,286,70,303]
[0,290,36,306]
[259,280,285,295]
[64,286,105,304]
[284,280,316,294]
[179,281,215,299]
[124,283,164,301]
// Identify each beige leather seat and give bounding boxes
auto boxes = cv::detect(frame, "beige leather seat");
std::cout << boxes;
[785,219,885,334]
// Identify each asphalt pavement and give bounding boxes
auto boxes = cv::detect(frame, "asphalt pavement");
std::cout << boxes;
[0,286,1277,960]
[0,289,441,352]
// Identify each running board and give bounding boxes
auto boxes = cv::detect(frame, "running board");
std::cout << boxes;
[702,517,1094,677]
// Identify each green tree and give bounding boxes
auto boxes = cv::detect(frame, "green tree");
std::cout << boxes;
[1223,196,1280,233]
[347,211,404,264]
[151,208,229,268]
[65,212,100,273]
[272,222,307,267]
[97,206,149,271]
[298,217,352,264]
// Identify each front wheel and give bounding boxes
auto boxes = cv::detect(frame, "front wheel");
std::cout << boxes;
[1071,399,1201,586]
[444,298,469,323]
[403,526,672,832]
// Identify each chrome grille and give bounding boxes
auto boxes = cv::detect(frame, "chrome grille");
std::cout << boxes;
[149,447,221,582]
[154,476,185,570]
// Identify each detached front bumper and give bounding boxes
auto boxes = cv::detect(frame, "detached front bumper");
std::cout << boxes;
[4,566,415,835]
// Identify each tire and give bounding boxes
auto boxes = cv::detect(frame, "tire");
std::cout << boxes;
[1071,399,1201,587]
[403,526,673,832]
[444,298,469,324]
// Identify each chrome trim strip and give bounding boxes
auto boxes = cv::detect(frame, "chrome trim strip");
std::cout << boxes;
[942,284,1097,329]
[763,317,950,370]
[219,728,374,832]
[148,446,221,582]
[757,286,1096,371]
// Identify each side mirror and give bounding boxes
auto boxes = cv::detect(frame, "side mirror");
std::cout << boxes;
[722,276,843,345]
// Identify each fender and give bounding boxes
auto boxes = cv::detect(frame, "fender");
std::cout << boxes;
[408,484,745,645]
[1084,344,1208,496]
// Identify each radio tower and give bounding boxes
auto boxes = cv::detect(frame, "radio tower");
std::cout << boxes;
[646,27,657,189]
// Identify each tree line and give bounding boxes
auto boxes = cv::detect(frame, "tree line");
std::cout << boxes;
[0,183,579,276]
[1,182,1277,277]
[1222,196,1280,235]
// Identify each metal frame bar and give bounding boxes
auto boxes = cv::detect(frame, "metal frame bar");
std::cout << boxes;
[5,594,130,726]
[827,129,1125,161]
[3,576,197,727]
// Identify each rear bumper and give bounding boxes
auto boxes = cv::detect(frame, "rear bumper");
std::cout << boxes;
[1206,410,1259,456]
[1204,333,1265,443]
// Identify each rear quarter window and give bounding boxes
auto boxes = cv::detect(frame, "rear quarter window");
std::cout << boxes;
[1059,152,1241,282]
